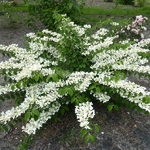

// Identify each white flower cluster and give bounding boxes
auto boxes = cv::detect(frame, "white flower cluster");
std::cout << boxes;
[22,101,61,135]
[36,82,63,108]
[94,74,150,111]
[83,24,91,29]
[113,64,150,74]
[66,72,95,85]
[0,84,40,124]
[95,75,150,96]
[119,39,130,45]
[0,83,20,95]
[0,81,64,126]
[0,34,61,82]
[91,45,150,71]
[75,102,95,129]
[110,22,119,26]
[82,36,116,56]
[61,20,86,36]
[136,38,150,47]
[74,73,96,93]
[119,90,150,113]
[92,28,109,40]
[91,91,110,103]
[66,72,96,92]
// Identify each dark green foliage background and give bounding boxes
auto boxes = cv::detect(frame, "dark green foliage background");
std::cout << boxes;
[27,0,85,30]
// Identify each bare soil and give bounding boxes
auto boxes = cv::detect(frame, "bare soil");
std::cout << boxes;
[0,2,150,150]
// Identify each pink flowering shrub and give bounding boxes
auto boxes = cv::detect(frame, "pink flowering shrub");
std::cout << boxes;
[117,15,148,42]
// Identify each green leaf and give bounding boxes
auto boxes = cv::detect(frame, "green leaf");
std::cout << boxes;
[39,74,43,80]
[8,123,14,129]
[46,75,51,82]
[89,85,95,90]
[146,97,150,103]
[0,96,5,101]
[58,87,68,96]
[142,96,150,104]
[107,104,113,112]
[15,92,20,97]
[9,78,13,83]
[24,112,31,122]
[85,134,90,143]
[10,93,15,99]
[61,108,65,115]
[52,74,58,82]
[94,124,100,133]
[96,87,101,93]
[23,143,28,150]
[34,76,39,82]
[3,125,8,132]
[68,88,73,96]
[15,97,20,105]
[5,94,10,99]
[4,76,7,81]
[63,105,69,111]
[68,3,73,9]
[11,85,15,91]
[90,134,96,143]
[114,105,119,111]
[32,109,40,116]
[80,129,88,137]
[71,97,76,103]
[23,82,27,88]
[33,115,39,121]
[114,76,120,82]
[78,95,83,103]
[16,82,21,88]
[2,69,6,75]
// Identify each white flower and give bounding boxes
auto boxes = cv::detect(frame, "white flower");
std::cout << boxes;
[83,24,91,29]
[75,102,95,129]
[22,102,61,135]
[110,22,119,26]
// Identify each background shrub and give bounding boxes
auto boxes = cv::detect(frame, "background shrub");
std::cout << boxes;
[134,0,147,7]
[26,0,85,30]
[118,0,134,5]
[104,0,113,2]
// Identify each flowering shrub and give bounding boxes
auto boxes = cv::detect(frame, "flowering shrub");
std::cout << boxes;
[119,0,134,5]
[0,13,150,147]
[115,15,148,42]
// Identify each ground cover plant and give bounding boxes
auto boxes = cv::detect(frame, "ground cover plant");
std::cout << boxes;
[84,5,150,17]
[0,11,150,149]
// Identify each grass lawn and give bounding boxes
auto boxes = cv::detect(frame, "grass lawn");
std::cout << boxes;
[0,1,150,28]
[83,2,150,24]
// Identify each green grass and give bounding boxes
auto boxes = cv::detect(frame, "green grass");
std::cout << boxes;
[0,2,150,29]
[84,6,150,16]
[83,1,150,17]
[0,4,28,12]
[82,3,150,25]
